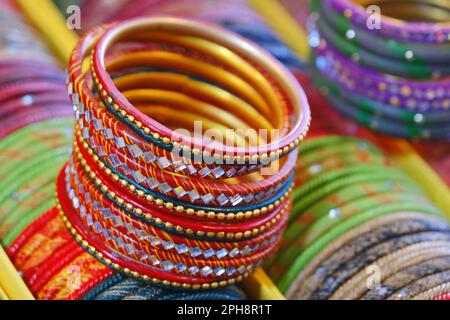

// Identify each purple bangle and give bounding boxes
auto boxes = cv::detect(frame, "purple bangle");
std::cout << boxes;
[329,0,450,44]
[313,43,450,110]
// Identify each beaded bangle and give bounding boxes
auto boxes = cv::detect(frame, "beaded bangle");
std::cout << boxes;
[57,17,309,289]
[311,43,450,108]
[87,17,310,162]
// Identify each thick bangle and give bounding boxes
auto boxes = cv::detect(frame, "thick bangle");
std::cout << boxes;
[283,212,450,299]
[314,80,450,140]
[312,71,450,124]
[334,244,450,300]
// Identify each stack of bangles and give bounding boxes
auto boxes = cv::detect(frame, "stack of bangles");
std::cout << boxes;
[308,0,450,140]
[0,4,72,246]
[58,17,310,289]
[267,135,450,300]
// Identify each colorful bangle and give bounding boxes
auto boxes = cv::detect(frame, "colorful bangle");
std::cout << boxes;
[56,17,310,289]
[311,43,450,108]
[313,0,450,63]
[86,18,310,162]
[328,0,450,44]
[312,7,450,78]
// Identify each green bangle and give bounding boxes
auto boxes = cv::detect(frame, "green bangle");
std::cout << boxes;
[278,202,443,293]
[1,194,56,247]
[311,0,450,64]
[0,148,70,209]
[270,190,431,281]
[311,69,450,125]
[291,165,415,219]
[0,118,72,152]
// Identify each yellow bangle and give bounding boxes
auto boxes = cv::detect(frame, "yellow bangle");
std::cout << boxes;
[114,72,275,130]
[105,51,283,128]
[127,31,283,125]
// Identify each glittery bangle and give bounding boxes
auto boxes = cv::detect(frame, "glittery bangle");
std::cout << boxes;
[364,256,450,300]
[311,43,450,109]
[339,247,450,300]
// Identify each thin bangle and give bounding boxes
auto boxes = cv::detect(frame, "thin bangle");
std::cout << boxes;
[88,17,309,161]
[312,9,450,78]
[328,0,450,44]
[313,0,450,63]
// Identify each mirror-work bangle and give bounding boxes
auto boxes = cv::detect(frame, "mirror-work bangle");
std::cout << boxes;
[58,17,310,288]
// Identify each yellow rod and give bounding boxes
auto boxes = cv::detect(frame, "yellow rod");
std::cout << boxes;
[0,246,34,300]
[0,285,9,300]
[241,268,286,300]
[249,0,310,59]
[15,0,78,64]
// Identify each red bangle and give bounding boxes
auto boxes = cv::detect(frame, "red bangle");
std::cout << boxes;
[90,17,310,161]
[58,17,309,289]
[7,207,58,258]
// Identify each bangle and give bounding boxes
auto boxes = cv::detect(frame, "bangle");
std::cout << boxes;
[389,270,450,300]
[309,0,450,140]
[335,246,450,300]
[311,42,450,108]
[312,70,450,124]
[88,17,310,162]
[315,236,450,300]
[283,211,450,299]
[265,136,450,300]
[313,79,450,140]
[59,17,309,289]
[365,256,450,300]
[312,0,450,63]
[328,0,450,44]
[313,4,450,78]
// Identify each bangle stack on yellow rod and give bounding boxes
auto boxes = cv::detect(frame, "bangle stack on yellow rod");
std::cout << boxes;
[58,17,310,289]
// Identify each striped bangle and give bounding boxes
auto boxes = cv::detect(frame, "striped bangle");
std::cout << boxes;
[58,17,310,289]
